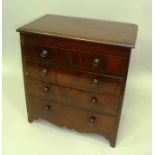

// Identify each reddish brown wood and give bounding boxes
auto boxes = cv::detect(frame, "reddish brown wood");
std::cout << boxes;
[24,61,57,83]
[17,14,138,147]
[28,96,116,134]
[24,61,123,95]
[16,14,138,48]
[25,78,120,115]
[22,44,71,67]
[72,50,127,76]
[21,33,131,57]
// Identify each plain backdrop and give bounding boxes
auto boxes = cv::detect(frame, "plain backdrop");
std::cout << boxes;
[3,0,152,155]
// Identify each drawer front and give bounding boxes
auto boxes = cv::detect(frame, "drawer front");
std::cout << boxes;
[28,96,116,133]
[23,44,71,66]
[24,61,57,83]
[24,62,123,95]
[72,50,127,76]
[26,78,120,115]
[55,68,123,95]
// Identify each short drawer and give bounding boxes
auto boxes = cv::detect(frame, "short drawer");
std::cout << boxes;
[26,78,120,115]
[28,96,116,133]
[24,61,57,83]
[72,50,127,76]
[24,62,123,95]
[55,68,123,95]
[22,44,71,66]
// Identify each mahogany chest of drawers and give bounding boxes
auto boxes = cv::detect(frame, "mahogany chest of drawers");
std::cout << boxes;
[17,14,138,147]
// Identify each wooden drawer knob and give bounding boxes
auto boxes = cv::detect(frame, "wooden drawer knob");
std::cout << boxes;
[89,116,96,126]
[92,58,100,67]
[40,50,48,58]
[45,105,51,112]
[43,86,50,92]
[41,69,48,76]
[91,96,98,105]
[92,78,99,85]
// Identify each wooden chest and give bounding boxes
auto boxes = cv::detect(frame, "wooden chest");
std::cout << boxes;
[17,14,138,147]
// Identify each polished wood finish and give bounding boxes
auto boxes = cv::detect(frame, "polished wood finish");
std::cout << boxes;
[17,14,137,48]
[72,50,127,76]
[24,61,123,95]
[28,96,116,133]
[23,44,71,66]
[26,78,120,115]
[17,14,138,147]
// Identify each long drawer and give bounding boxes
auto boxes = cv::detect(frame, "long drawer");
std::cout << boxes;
[24,61,123,95]
[25,78,120,115]
[28,96,116,133]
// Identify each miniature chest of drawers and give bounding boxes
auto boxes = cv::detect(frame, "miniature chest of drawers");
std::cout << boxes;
[17,14,138,147]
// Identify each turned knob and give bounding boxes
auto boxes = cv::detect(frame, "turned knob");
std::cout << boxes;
[92,58,100,67]
[40,50,48,58]
[41,69,48,76]
[92,78,99,85]
[91,96,98,105]
[89,116,96,125]
[43,86,50,92]
[45,105,51,112]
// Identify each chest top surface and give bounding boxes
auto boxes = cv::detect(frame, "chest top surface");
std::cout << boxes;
[17,14,138,48]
